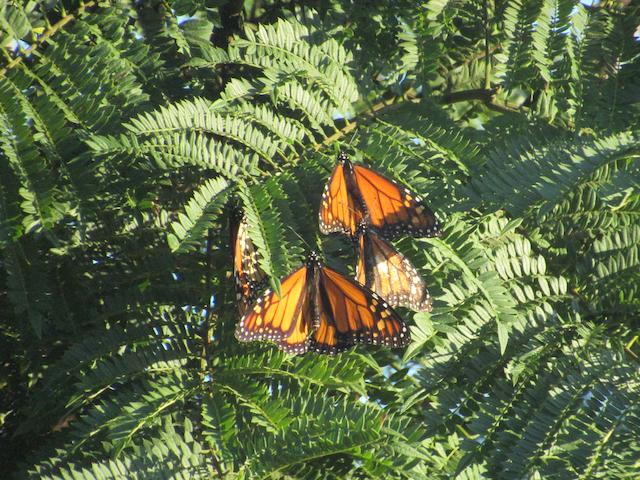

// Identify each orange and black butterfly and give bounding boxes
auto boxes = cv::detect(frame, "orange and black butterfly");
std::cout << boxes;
[235,252,410,355]
[319,151,442,239]
[355,223,432,312]
[230,211,266,315]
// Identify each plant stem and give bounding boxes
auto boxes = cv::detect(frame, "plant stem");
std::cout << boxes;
[483,0,492,90]
[0,2,97,78]
[202,228,216,376]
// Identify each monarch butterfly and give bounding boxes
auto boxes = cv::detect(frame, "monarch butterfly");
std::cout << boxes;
[355,223,432,312]
[319,151,442,239]
[230,211,266,315]
[235,251,410,355]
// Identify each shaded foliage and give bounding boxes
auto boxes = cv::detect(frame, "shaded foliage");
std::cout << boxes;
[1,1,639,478]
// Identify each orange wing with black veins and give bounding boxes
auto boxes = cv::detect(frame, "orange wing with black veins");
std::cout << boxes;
[352,164,441,239]
[356,229,432,312]
[236,265,312,355]
[311,265,410,351]
[231,213,267,315]
[318,158,364,238]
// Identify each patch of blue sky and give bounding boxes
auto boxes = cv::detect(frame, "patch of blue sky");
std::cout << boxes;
[332,110,351,121]
[177,14,198,26]
[468,117,486,131]
[14,39,31,53]
[6,38,19,52]
[382,360,420,380]
[405,359,421,377]
[474,435,486,445]
[161,339,172,350]
[581,390,594,407]
[449,401,465,419]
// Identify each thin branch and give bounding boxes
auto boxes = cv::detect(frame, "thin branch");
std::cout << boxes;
[313,84,522,155]
[213,0,245,48]
[201,227,223,478]
[483,0,492,90]
[310,69,529,156]
[202,228,216,376]
[485,99,521,114]
[312,96,399,151]
[454,44,501,71]
[440,87,521,113]
[441,88,496,104]
[0,2,97,79]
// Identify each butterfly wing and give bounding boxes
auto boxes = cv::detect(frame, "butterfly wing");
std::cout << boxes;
[309,274,353,354]
[352,164,441,239]
[356,229,432,312]
[309,308,354,355]
[319,159,363,238]
[274,287,317,355]
[314,265,410,349]
[231,212,266,315]
[236,265,312,355]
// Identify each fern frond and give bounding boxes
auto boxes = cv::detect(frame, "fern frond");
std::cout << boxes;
[471,130,639,217]
[420,217,520,355]
[4,4,640,479]
[218,350,367,394]
[27,416,210,479]
[87,131,259,178]
[0,79,61,233]
[231,18,358,111]
[70,371,198,455]
[125,100,287,164]
[237,179,298,292]
[218,379,292,434]
[261,70,337,133]
[167,177,229,253]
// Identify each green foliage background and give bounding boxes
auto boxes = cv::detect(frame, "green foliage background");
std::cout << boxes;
[1,0,639,478]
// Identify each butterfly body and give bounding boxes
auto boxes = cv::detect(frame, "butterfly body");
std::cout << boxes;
[319,152,442,239]
[355,224,432,312]
[235,252,410,355]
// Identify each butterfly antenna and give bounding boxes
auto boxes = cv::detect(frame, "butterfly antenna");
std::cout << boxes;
[347,131,359,147]
[287,226,317,253]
